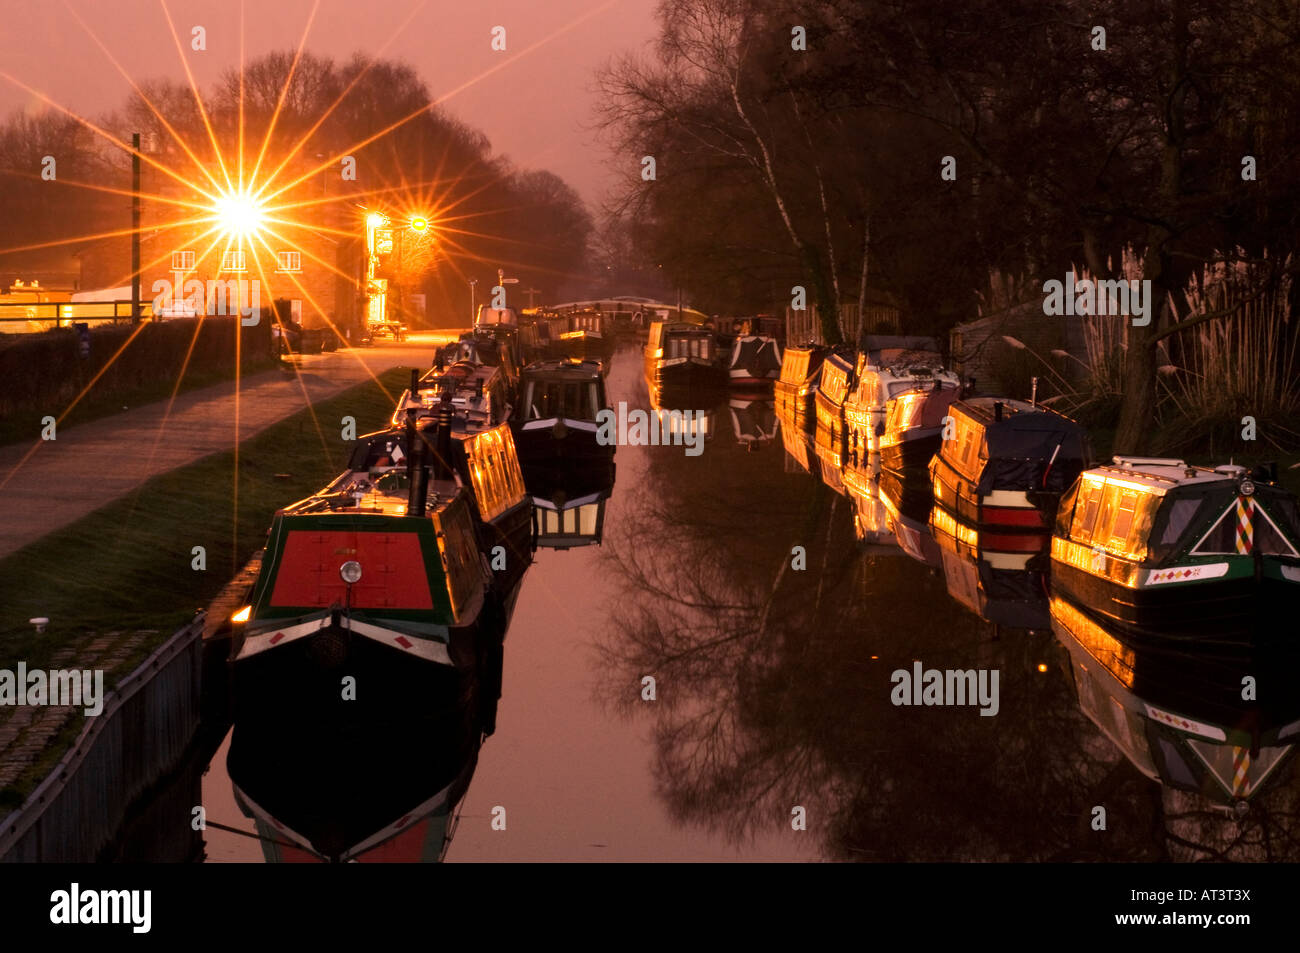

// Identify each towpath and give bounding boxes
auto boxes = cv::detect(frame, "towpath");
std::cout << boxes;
[0,338,457,560]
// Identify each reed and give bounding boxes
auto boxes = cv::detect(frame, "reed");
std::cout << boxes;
[1157,255,1300,452]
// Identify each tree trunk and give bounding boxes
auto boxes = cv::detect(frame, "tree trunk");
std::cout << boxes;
[1113,0,1187,455]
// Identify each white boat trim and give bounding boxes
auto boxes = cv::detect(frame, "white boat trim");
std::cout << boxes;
[1144,562,1230,586]
[980,490,1033,507]
[238,613,453,666]
[521,418,599,432]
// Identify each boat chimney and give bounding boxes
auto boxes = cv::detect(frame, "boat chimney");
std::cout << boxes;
[404,404,417,495]
[434,387,454,480]
[408,417,428,517]
[994,401,1004,422]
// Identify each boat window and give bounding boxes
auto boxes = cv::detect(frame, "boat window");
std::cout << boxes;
[1253,504,1300,556]
[1156,497,1203,549]
[1093,484,1119,543]
[1193,497,1300,556]
[1071,479,1106,542]
[1106,488,1141,549]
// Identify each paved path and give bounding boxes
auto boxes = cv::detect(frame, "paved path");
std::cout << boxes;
[0,343,448,559]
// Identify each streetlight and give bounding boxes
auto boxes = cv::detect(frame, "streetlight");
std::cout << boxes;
[469,278,477,323]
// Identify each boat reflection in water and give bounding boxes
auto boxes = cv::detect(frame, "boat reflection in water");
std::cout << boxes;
[227,586,514,864]
[729,398,777,449]
[1051,593,1300,815]
[648,382,717,448]
[776,404,820,480]
[929,504,1052,631]
[529,459,616,551]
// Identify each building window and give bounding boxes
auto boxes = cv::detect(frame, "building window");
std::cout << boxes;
[171,250,195,271]
[276,251,301,273]
[221,249,247,272]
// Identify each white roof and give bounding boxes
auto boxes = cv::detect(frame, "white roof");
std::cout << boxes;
[1081,456,1246,494]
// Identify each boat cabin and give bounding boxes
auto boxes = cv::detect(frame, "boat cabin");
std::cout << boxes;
[1050,457,1300,630]
[929,397,1091,530]
[391,361,513,431]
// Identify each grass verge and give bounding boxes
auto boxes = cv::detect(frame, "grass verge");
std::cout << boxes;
[0,364,411,663]
[0,365,411,816]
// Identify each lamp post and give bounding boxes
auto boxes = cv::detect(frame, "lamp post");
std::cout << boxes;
[469,278,477,324]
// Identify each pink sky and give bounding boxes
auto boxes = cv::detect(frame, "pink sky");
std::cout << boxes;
[0,0,660,207]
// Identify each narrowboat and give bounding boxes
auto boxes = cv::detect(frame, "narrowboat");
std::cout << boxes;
[228,581,508,863]
[773,344,829,428]
[473,305,528,369]
[434,332,520,403]
[928,397,1091,534]
[644,319,725,392]
[1052,593,1300,813]
[844,360,961,472]
[555,309,611,362]
[230,410,500,727]
[1050,458,1300,634]
[726,335,782,391]
[391,360,513,430]
[812,348,857,455]
[512,357,614,478]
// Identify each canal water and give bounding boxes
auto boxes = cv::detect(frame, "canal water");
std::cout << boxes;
[130,342,1299,862]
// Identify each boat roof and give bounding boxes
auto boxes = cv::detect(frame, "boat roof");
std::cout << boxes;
[1080,456,1262,495]
[284,468,463,519]
[955,396,1076,428]
[522,357,604,380]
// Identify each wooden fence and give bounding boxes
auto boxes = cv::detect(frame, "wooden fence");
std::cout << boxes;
[0,614,205,862]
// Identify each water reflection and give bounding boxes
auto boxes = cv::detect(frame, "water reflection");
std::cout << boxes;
[588,386,1300,860]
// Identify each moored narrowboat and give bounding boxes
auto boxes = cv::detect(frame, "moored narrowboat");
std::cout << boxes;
[727,335,782,391]
[512,357,614,478]
[555,309,611,362]
[230,413,498,725]
[812,348,856,454]
[773,344,829,428]
[845,362,961,472]
[644,319,725,392]
[391,360,514,430]
[1050,457,1300,634]
[928,397,1091,533]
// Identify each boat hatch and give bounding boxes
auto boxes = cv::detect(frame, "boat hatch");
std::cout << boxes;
[522,378,603,421]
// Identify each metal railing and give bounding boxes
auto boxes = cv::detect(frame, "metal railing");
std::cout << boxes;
[0,300,154,332]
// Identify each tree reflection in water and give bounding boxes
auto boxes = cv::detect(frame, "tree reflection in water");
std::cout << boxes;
[594,394,1300,861]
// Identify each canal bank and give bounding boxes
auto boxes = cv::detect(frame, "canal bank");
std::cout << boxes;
[0,363,424,832]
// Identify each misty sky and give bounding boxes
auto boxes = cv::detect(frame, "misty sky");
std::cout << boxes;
[0,0,660,208]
